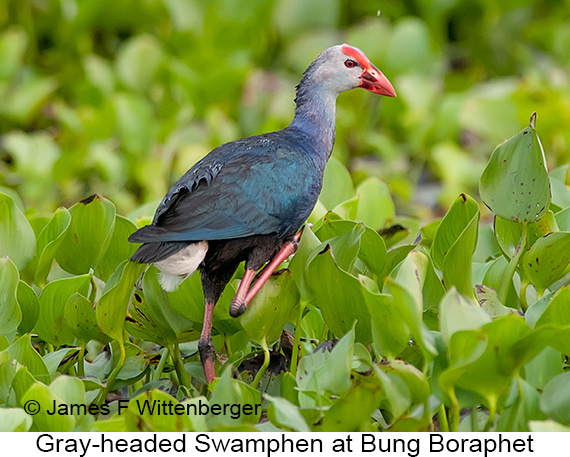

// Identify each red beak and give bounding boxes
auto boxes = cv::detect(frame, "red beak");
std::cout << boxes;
[341,44,396,98]
[359,65,397,97]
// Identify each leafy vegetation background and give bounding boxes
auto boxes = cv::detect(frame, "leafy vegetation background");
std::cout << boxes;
[2,0,570,432]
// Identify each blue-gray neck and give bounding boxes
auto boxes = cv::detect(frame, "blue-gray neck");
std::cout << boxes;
[287,80,338,172]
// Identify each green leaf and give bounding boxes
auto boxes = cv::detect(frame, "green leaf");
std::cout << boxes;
[354,177,395,230]
[116,35,162,93]
[306,246,371,344]
[534,286,570,329]
[266,395,310,432]
[64,293,105,343]
[523,232,570,293]
[240,270,300,345]
[16,280,39,334]
[55,194,116,275]
[97,215,139,281]
[319,157,354,209]
[480,114,550,223]
[123,389,191,432]
[0,192,36,270]
[97,260,146,341]
[35,274,91,346]
[34,207,71,285]
[540,371,570,425]
[439,288,491,344]
[0,257,22,337]
[321,386,377,431]
[22,382,75,431]
[432,194,480,296]
[7,334,50,384]
[0,408,32,432]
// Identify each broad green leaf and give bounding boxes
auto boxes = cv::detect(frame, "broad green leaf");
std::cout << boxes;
[475,284,521,318]
[0,192,35,270]
[0,408,32,432]
[355,177,395,230]
[7,334,50,384]
[432,193,479,271]
[0,257,22,336]
[288,225,321,299]
[240,270,300,345]
[35,275,91,346]
[34,207,71,285]
[114,93,155,155]
[266,395,310,432]
[97,260,146,341]
[321,386,377,431]
[540,371,570,425]
[22,382,75,432]
[524,347,565,391]
[496,378,545,432]
[16,280,39,334]
[377,360,429,405]
[64,293,105,343]
[208,368,261,428]
[55,194,116,275]
[535,286,570,329]
[124,389,192,432]
[97,215,139,282]
[116,35,162,93]
[523,232,570,293]
[125,290,177,346]
[479,114,550,223]
[320,157,354,209]
[306,246,371,344]
[439,288,491,344]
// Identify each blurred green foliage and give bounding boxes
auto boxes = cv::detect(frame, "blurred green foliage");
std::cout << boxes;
[2,0,570,215]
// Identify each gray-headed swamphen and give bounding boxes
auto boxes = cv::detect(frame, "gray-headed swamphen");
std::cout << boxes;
[129,44,396,384]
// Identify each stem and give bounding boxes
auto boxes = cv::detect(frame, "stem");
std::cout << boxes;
[438,404,450,432]
[152,347,170,381]
[77,343,86,377]
[253,337,270,389]
[290,302,306,377]
[498,223,528,305]
[224,334,232,358]
[95,339,126,407]
[448,388,460,432]
[89,275,97,304]
[483,397,497,431]
[471,406,478,432]
[170,343,191,389]
[519,279,530,311]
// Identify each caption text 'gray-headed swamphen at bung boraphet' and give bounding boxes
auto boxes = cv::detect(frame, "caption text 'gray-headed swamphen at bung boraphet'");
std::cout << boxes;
[129,44,397,384]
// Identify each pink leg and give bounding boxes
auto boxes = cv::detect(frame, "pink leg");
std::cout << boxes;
[198,301,216,384]
[229,269,256,317]
[230,229,303,317]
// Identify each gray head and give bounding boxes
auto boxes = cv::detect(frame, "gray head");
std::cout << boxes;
[297,44,396,99]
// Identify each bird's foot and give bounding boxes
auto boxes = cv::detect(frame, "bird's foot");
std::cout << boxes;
[229,298,247,317]
[198,337,216,384]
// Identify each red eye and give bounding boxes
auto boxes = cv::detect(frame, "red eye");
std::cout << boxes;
[344,59,356,68]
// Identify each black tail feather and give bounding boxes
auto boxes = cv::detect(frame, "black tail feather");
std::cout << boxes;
[131,241,191,264]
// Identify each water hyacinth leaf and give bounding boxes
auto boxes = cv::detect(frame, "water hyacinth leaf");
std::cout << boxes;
[97,260,146,341]
[534,286,570,330]
[439,288,491,344]
[0,257,22,337]
[55,194,116,275]
[475,285,521,318]
[97,215,140,282]
[7,334,50,384]
[288,225,321,299]
[320,157,354,210]
[0,192,36,270]
[141,265,193,340]
[208,368,261,429]
[432,193,479,271]
[22,382,75,432]
[34,207,71,285]
[540,371,570,425]
[355,177,395,230]
[16,280,39,334]
[240,270,300,345]
[523,232,570,293]
[35,274,91,346]
[124,390,192,432]
[321,386,377,432]
[266,395,310,432]
[0,408,32,432]
[496,378,545,432]
[64,293,105,344]
[378,360,429,406]
[116,34,162,93]
[306,246,371,344]
[479,114,550,223]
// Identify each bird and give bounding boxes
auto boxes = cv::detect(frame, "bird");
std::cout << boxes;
[128,44,396,384]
